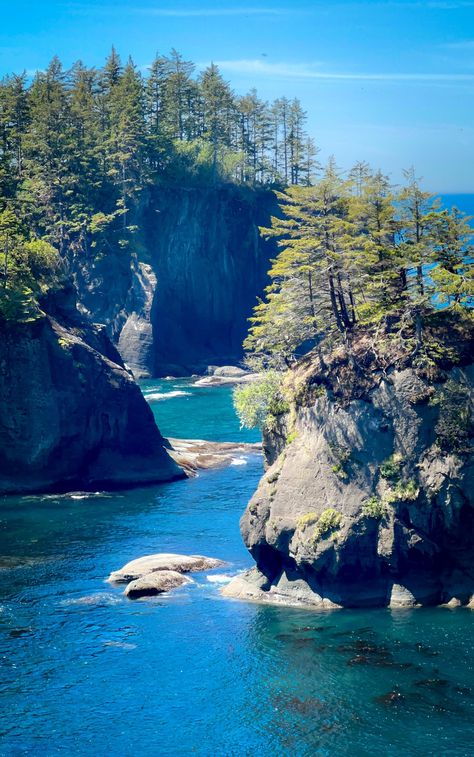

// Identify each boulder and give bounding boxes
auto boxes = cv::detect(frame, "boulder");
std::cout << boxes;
[124,570,191,599]
[212,366,248,377]
[108,553,224,584]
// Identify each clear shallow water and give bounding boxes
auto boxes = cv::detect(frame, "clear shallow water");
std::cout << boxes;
[0,379,472,756]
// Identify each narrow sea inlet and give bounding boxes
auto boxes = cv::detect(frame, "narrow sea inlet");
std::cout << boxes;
[1,381,472,756]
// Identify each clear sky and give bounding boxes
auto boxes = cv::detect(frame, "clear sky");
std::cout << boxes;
[1,0,473,192]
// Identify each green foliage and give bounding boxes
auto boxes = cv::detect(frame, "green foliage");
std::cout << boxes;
[0,49,318,277]
[286,430,298,444]
[362,497,387,519]
[243,163,473,370]
[379,453,403,481]
[435,379,471,453]
[233,371,288,430]
[312,508,343,543]
[297,512,319,529]
[384,479,419,503]
[0,211,62,320]
[331,463,348,480]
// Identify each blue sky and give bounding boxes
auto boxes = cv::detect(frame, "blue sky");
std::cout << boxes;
[1,0,473,192]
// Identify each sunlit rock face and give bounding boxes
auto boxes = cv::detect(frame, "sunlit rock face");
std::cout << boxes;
[0,285,183,495]
[224,361,474,609]
[71,185,278,377]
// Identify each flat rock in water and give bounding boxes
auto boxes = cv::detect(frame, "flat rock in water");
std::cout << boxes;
[212,366,247,377]
[167,438,261,473]
[108,553,224,583]
[124,570,191,599]
[194,373,258,387]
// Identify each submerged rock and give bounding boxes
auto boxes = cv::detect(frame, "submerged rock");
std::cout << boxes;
[223,349,474,609]
[124,570,191,599]
[108,553,224,584]
[0,285,183,495]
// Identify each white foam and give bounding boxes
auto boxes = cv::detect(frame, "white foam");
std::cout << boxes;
[145,390,191,401]
[70,492,104,500]
[230,457,248,466]
[206,574,234,584]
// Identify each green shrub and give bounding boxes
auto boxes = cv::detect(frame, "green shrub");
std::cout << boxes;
[332,463,349,480]
[233,370,288,430]
[384,479,419,503]
[379,453,403,481]
[297,512,319,529]
[0,215,62,322]
[312,508,343,543]
[362,496,386,519]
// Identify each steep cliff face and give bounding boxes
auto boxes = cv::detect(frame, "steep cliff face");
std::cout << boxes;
[72,185,277,376]
[224,360,474,609]
[0,286,183,494]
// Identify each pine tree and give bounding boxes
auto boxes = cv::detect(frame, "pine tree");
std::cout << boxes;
[21,57,79,254]
[164,49,195,141]
[0,73,29,200]
[288,99,307,185]
[198,64,234,177]
[108,57,147,230]
[397,168,441,348]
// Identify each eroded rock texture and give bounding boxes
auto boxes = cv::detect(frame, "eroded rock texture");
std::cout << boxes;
[224,364,474,608]
[71,185,277,376]
[0,286,183,494]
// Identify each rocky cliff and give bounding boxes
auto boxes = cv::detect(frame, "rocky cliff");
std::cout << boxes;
[0,285,183,495]
[224,339,474,609]
[72,184,278,377]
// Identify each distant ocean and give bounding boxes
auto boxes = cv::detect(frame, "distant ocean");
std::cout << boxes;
[440,193,474,217]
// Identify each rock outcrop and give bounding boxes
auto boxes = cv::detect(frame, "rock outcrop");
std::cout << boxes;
[0,285,183,495]
[108,553,224,583]
[167,438,261,474]
[71,185,278,376]
[224,358,474,609]
[124,570,192,599]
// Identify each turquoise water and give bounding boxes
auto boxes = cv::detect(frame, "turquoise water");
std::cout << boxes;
[1,379,473,756]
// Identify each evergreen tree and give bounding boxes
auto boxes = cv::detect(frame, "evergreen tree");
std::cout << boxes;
[198,64,234,177]
[164,49,195,141]
[108,57,147,230]
[245,164,473,370]
[21,58,78,254]
[0,73,29,200]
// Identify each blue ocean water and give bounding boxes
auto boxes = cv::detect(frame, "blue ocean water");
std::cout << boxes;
[440,194,474,217]
[1,380,473,756]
